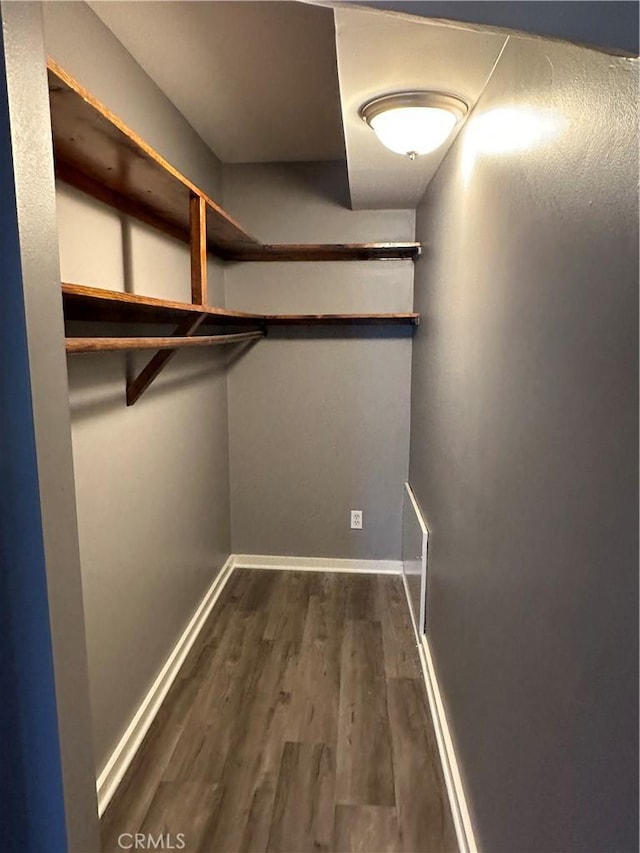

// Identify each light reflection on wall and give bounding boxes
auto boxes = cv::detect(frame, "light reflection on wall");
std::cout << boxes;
[462,107,565,184]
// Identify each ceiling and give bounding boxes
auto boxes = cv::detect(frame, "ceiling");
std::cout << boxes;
[89,1,508,209]
[88,1,346,163]
[334,6,506,209]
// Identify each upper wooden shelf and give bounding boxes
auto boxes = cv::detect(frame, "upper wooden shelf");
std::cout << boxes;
[62,284,420,327]
[47,59,421,264]
[258,313,419,326]
[48,60,258,258]
[227,243,421,262]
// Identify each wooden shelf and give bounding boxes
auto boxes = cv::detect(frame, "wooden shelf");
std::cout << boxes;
[258,313,419,326]
[51,59,421,403]
[62,284,420,328]
[227,243,421,262]
[47,59,421,264]
[62,283,261,326]
[48,59,259,258]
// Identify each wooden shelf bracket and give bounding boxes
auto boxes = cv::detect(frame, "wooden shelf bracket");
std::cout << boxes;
[66,324,265,404]
[125,312,206,406]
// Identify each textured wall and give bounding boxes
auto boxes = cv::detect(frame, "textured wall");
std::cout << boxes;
[224,162,415,560]
[44,3,233,776]
[410,35,638,852]
[0,3,100,849]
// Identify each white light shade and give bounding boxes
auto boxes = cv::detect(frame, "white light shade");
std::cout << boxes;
[369,107,458,157]
[360,92,468,159]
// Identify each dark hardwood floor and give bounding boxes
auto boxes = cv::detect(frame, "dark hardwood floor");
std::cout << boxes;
[101,570,457,853]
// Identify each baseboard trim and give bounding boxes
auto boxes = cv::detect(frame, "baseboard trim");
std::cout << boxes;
[96,554,235,817]
[400,567,420,638]
[233,554,403,574]
[416,633,478,853]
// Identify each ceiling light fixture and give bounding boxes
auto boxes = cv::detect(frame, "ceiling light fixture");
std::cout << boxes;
[360,92,468,160]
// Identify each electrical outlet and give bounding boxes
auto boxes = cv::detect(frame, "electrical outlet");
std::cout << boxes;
[351,510,363,530]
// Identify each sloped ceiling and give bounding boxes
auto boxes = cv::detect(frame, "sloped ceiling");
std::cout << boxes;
[334,6,506,209]
[89,0,346,163]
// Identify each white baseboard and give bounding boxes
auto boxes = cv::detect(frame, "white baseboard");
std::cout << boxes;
[416,634,478,853]
[233,553,402,574]
[400,567,421,639]
[96,554,235,817]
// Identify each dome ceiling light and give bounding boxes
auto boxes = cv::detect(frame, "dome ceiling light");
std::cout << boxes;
[359,92,468,160]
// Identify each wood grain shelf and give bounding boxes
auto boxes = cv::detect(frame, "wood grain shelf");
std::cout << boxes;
[62,284,420,328]
[227,243,421,262]
[47,59,421,264]
[259,313,420,326]
[48,59,259,258]
[62,283,261,326]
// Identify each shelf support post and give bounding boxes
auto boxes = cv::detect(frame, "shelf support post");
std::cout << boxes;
[190,193,207,306]
[125,313,207,406]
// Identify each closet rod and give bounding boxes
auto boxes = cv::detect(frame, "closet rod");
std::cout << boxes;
[66,330,265,354]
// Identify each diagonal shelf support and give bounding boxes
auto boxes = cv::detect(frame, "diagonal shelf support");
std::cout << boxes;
[125,313,207,406]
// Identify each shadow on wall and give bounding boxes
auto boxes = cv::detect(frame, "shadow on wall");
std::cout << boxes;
[226,160,353,212]
[66,337,259,420]
[263,325,415,342]
[286,161,352,209]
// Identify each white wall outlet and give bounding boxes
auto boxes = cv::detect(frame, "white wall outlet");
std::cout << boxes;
[351,510,363,530]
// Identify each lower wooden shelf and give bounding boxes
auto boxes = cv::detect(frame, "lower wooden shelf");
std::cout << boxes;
[63,283,419,404]
[62,283,420,328]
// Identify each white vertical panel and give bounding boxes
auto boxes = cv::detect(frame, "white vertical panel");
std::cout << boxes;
[402,482,428,634]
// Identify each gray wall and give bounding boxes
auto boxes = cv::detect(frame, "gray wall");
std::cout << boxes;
[0,3,99,849]
[224,162,414,560]
[44,2,233,776]
[410,34,638,853]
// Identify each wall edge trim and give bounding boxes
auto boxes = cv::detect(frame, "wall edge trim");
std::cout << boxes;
[233,554,403,574]
[401,482,476,850]
[96,554,236,816]
[416,634,478,852]
[411,626,478,852]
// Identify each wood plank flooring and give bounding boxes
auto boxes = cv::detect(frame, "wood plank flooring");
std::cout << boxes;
[101,570,456,853]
